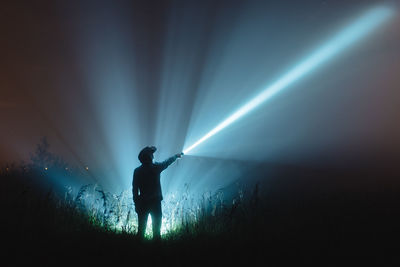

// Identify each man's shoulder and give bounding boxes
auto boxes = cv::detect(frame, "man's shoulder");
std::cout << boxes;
[134,164,158,173]
[134,165,143,173]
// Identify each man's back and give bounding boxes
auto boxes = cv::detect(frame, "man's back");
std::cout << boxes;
[133,156,179,202]
[133,163,164,202]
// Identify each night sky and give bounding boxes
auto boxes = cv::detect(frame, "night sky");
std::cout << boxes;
[1,0,399,193]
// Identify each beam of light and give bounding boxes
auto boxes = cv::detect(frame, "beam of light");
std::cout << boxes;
[183,6,394,155]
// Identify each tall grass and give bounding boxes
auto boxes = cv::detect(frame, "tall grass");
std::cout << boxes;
[1,138,261,242]
[2,139,400,265]
[1,158,262,242]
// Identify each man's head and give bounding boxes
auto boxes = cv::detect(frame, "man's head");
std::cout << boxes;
[138,146,157,164]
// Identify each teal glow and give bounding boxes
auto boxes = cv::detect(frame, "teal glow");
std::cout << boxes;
[183,6,393,155]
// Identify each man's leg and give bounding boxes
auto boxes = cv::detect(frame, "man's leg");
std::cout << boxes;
[150,201,162,240]
[137,209,149,239]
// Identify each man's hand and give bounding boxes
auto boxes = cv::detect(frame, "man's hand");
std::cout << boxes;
[176,152,184,158]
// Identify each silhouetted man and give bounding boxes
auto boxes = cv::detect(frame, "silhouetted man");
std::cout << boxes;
[133,146,183,240]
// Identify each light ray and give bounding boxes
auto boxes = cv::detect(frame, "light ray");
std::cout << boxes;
[183,6,393,155]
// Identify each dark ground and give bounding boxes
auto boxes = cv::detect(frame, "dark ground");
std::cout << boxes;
[2,162,400,266]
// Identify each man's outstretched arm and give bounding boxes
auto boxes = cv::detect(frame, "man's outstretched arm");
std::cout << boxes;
[157,152,183,172]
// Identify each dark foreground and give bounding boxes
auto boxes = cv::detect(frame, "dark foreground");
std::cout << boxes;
[2,166,400,266]
[7,228,399,266]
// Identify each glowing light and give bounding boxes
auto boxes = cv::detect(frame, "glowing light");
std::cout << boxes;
[85,166,89,171]
[183,6,393,155]
[44,167,48,171]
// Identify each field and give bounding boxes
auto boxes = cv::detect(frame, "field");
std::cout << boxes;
[2,158,399,266]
